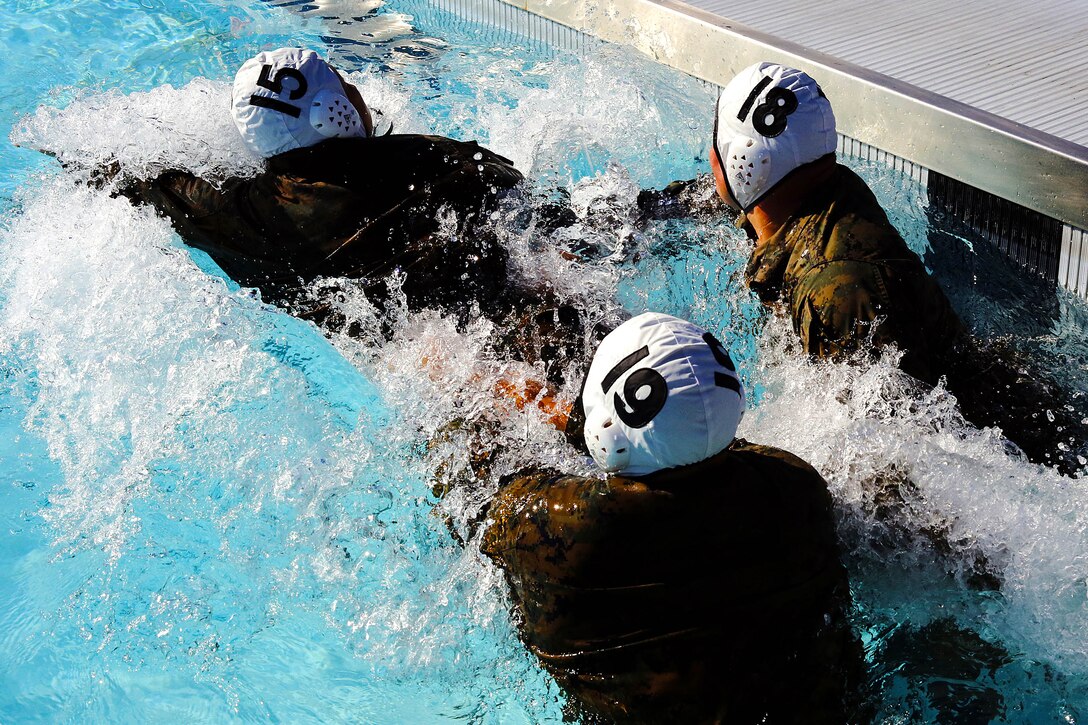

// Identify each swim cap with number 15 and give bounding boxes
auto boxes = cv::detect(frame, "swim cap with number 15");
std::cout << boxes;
[231,48,369,158]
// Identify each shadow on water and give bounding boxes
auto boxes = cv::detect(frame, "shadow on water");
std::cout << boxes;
[925,201,1088,446]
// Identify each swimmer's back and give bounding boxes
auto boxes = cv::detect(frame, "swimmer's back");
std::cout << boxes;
[121,134,522,301]
[482,438,859,723]
[745,163,965,384]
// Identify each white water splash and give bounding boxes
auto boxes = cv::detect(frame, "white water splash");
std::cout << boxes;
[11,69,420,185]
[743,316,1088,671]
[0,173,557,718]
[479,51,714,187]
[12,78,263,183]
[0,179,361,559]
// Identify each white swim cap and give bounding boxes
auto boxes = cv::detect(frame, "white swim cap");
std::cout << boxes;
[582,312,745,477]
[232,48,369,158]
[713,62,836,211]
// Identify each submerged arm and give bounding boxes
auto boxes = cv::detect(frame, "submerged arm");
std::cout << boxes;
[636,174,726,223]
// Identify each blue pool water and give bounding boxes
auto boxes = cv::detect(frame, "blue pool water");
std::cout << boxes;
[3,0,1088,722]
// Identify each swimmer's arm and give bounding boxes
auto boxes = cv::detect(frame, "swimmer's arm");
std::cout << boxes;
[116,170,229,219]
[636,174,726,222]
[26,146,123,191]
[490,378,591,457]
[23,138,220,210]
[492,378,574,432]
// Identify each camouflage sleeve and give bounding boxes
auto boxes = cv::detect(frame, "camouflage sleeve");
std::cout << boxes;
[480,470,597,581]
[117,171,291,269]
[414,138,523,207]
[118,170,230,221]
[789,259,889,359]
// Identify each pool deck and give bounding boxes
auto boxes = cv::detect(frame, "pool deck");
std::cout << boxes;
[682,0,1088,151]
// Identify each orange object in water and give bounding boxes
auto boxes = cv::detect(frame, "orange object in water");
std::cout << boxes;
[494,378,572,431]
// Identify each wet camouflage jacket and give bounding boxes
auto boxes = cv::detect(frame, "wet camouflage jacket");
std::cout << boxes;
[120,134,523,314]
[481,439,860,724]
[740,163,1088,472]
[744,163,966,385]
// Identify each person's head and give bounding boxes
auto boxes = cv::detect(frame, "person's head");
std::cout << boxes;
[231,48,375,158]
[581,312,745,477]
[712,62,836,212]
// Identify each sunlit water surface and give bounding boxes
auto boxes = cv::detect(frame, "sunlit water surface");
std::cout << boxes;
[2,0,1088,722]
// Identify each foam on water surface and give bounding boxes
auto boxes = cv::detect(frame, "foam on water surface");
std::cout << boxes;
[3,0,1088,721]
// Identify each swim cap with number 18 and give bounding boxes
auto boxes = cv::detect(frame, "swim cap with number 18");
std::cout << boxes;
[713,62,836,211]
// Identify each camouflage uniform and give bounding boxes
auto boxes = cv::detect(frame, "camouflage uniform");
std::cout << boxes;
[481,439,861,724]
[743,163,965,386]
[120,134,523,318]
[744,162,1087,473]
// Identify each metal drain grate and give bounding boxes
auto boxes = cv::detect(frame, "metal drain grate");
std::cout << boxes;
[426,0,591,55]
[927,170,1063,283]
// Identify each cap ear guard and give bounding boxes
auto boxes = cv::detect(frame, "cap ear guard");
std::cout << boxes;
[370,106,394,136]
[585,408,633,473]
[723,135,772,209]
[309,89,368,139]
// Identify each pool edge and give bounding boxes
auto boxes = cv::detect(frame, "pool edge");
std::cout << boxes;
[481,0,1088,296]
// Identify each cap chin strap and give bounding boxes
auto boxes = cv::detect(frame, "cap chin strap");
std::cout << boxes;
[370,106,394,136]
[309,90,368,139]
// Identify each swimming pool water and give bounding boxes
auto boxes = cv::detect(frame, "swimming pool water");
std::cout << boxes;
[3,0,1088,722]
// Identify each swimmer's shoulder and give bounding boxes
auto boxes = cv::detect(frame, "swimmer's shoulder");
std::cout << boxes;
[813,164,916,261]
[727,436,824,474]
[269,134,518,173]
[712,438,834,513]
[263,135,523,202]
[486,468,644,527]
[482,469,663,558]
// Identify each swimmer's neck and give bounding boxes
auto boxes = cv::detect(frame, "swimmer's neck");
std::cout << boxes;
[747,155,837,241]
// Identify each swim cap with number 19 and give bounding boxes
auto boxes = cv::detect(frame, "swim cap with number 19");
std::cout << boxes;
[582,312,745,476]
